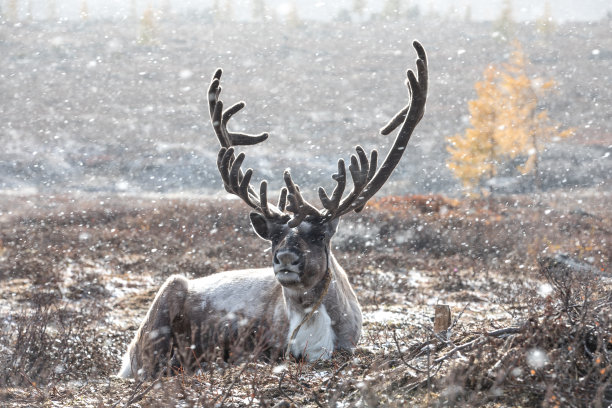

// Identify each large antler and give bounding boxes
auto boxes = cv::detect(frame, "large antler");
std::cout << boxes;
[208,40,427,227]
[208,69,288,220]
[315,40,428,221]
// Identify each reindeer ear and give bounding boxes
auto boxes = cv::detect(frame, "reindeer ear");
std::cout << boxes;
[250,212,271,240]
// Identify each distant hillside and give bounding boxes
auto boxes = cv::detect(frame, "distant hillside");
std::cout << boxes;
[0,16,610,195]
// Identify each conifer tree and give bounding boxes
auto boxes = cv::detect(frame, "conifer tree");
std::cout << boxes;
[494,0,514,39]
[223,0,234,21]
[464,5,472,22]
[447,43,573,193]
[212,0,221,22]
[139,4,156,44]
[26,0,32,21]
[352,0,366,19]
[285,1,300,27]
[536,1,556,39]
[48,0,57,21]
[252,0,266,22]
[495,43,573,188]
[447,66,502,191]
[7,0,18,22]
[81,0,89,20]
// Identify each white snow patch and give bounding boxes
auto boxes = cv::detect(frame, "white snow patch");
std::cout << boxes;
[526,348,549,369]
[407,269,429,285]
[538,283,553,297]
[179,69,193,79]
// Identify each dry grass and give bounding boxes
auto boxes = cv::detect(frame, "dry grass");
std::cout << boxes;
[0,191,609,407]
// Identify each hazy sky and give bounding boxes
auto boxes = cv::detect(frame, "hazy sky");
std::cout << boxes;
[7,0,611,22]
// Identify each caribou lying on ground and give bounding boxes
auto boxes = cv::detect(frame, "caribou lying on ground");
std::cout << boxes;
[118,41,428,379]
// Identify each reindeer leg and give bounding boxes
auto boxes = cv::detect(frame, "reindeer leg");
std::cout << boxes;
[117,275,190,379]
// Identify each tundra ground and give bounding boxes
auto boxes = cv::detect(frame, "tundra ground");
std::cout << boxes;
[0,191,610,407]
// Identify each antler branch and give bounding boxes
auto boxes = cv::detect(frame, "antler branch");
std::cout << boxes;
[208,69,269,148]
[207,40,427,228]
[321,40,428,220]
[283,170,323,228]
[208,70,287,220]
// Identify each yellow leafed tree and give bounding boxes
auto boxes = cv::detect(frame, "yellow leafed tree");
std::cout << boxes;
[496,43,573,188]
[139,5,157,44]
[447,66,502,191]
[7,0,19,23]
[447,42,573,193]
[81,1,89,20]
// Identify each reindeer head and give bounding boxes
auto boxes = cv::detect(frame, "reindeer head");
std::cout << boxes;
[207,41,428,289]
[250,212,338,288]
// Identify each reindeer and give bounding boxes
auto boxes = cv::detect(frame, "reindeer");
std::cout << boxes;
[117,41,428,379]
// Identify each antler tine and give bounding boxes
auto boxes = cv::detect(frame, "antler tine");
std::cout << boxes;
[321,145,377,216]
[318,159,347,215]
[208,69,222,118]
[379,41,427,135]
[217,148,257,209]
[208,69,269,148]
[354,149,378,213]
[277,187,288,212]
[351,146,370,188]
[217,147,287,219]
[228,151,248,193]
[325,40,428,220]
[259,180,273,218]
[283,170,323,228]
[218,148,249,198]
[216,147,234,194]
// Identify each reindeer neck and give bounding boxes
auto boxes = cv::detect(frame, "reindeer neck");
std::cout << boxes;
[283,272,331,313]
[283,246,337,359]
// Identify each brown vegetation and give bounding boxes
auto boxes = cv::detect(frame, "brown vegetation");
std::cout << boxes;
[0,191,609,406]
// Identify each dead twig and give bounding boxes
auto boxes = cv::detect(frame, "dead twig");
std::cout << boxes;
[486,326,524,338]
[20,370,47,400]
[449,303,470,332]
[323,361,350,387]
[111,380,142,408]
[402,361,445,394]
[124,378,160,407]
[312,390,324,408]
[433,326,524,365]
[434,335,485,365]
[219,362,250,406]
[278,370,295,403]
[392,329,427,373]
[426,334,432,392]
[404,335,437,361]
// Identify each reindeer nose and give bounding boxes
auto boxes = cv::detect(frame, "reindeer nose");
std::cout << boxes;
[274,250,300,266]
